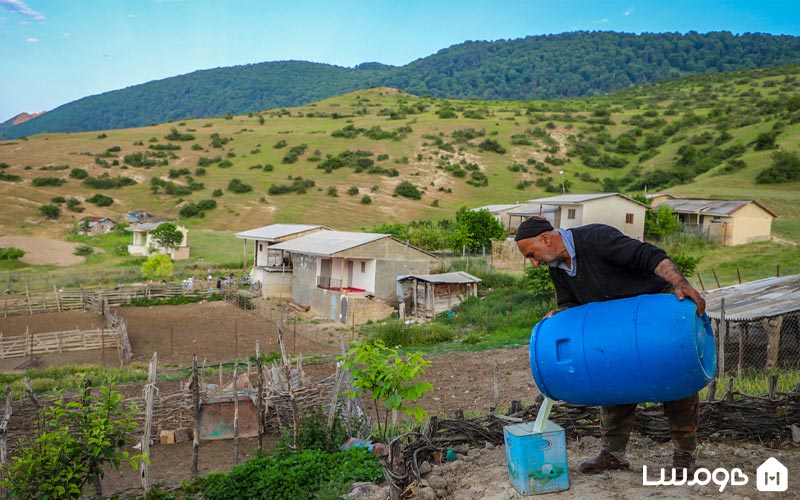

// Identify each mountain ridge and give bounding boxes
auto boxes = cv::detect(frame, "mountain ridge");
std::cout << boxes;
[3,30,800,139]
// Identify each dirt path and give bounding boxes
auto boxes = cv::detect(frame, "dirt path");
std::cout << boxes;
[0,235,85,266]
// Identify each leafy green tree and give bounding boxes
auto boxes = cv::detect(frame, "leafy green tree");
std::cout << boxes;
[3,383,142,499]
[0,247,25,260]
[141,253,173,280]
[149,222,183,250]
[454,207,506,252]
[756,150,800,184]
[339,340,433,442]
[644,205,682,239]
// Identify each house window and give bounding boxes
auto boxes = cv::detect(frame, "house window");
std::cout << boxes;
[567,209,576,220]
[360,261,366,273]
[625,213,634,224]
[259,243,263,251]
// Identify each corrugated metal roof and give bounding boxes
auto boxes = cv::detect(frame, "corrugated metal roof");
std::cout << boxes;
[125,221,166,232]
[659,199,749,216]
[234,224,327,241]
[397,271,482,284]
[269,230,390,256]
[704,274,800,321]
[470,204,524,213]
[528,192,648,208]
[507,203,559,216]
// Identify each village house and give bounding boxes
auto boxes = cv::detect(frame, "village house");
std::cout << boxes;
[525,193,648,240]
[234,223,330,298]
[126,222,190,260]
[652,198,776,246]
[79,216,116,236]
[268,230,437,325]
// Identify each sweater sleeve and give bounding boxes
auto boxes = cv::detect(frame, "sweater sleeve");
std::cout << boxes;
[549,267,580,309]
[591,225,668,274]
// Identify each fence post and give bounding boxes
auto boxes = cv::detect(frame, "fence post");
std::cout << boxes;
[718,298,726,378]
[256,341,265,451]
[0,385,12,500]
[140,352,157,494]
[191,354,200,479]
[233,361,239,466]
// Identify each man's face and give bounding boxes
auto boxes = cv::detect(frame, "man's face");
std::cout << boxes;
[517,234,562,267]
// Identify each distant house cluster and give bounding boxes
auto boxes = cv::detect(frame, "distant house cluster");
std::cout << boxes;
[235,224,479,325]
[472,192,776,246]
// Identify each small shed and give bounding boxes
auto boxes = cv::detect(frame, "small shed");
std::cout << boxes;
[704,274,800,373]
[397,272,481,319]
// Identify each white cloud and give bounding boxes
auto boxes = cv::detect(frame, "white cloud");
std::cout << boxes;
[0,0,45,21]
[625,7,634,16]
[25,36,37,42]
[597,18,609,23]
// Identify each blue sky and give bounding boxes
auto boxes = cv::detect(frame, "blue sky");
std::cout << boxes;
[1,0,799,123]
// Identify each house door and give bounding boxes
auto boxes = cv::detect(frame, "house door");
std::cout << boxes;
[319,258,332,288]
[347,261,354,289]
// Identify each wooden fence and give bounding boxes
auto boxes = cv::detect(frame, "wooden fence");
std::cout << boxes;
[0,328,119,360]
[2,282,217,317]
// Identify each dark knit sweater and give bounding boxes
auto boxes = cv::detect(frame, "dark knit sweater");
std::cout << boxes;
[549,224,670,308]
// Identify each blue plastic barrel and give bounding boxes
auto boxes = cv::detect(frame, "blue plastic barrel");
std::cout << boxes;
[529,294,716,406]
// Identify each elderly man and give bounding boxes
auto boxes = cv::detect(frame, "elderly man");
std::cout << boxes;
[515,216,705,476]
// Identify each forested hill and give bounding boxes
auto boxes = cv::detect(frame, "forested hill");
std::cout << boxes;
[4,31,800,139]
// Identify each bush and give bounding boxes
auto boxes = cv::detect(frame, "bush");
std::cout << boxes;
[32,176,66,187]
[394,181,422,199]
[73,244,94,256]
[86,193,114,206]
[228,179,253,193]
[0,247,25,260]
[39,204,61,219]
[69,168,89,179]
[199,448,381,500]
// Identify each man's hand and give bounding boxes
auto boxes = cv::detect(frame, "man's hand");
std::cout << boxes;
[544,306,568,318]
[654,258,706,316]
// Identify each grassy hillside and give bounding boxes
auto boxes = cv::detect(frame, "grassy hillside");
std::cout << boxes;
[0,65,799,285]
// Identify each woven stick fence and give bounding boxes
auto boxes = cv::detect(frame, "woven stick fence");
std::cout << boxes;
[1,282,217,317]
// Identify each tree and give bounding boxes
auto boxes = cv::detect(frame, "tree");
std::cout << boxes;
[454,207,506,252]
[644,205,682,239]
[339,340,433,442]
[3,383,142,499]
[141,253,173,281]
[149,223,183,250]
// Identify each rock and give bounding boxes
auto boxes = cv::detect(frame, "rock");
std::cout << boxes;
[427,474,448,493]
[346,482,386,500]
[419,461,433,476]
[416,486,437,500]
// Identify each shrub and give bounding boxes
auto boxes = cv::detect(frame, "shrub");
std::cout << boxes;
[86,193,114,206]
[228,179,253,193]
[39,204,61,219]
[32,176,66,187]
[0,247,25,260]
[361,195,372,204]
[69,168,89,179]
[200,448,381,500]
[73,244,94,256]
[394,181,422,200]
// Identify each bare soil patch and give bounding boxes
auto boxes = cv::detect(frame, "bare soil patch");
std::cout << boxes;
[0,235,85,266]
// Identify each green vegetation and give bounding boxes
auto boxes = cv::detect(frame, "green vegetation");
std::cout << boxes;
[0,247,25,260]
[2,384,142,499]
[141,254,173,280]
[340,340,434,441]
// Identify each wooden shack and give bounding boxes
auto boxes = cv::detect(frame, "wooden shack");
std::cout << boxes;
[398,272,481,319]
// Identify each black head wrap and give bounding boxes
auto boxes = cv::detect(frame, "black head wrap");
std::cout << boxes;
[514,217,554,241]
